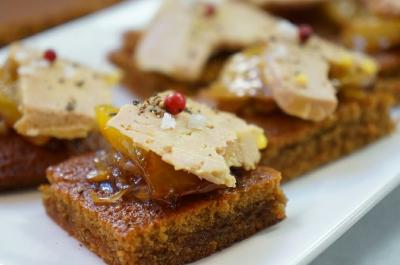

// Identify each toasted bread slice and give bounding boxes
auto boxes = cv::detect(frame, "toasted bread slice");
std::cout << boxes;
[0,132,106,190]
[0,132,67,190]
[245,92,394,181]
[41,153,286,265]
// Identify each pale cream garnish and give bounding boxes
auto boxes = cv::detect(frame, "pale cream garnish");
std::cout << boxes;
[63,65,77,79]
[275,20,298,41]
[107,91,265,187]
[160,113,176,130]
[3,44,116,139]
[188,113,206,129]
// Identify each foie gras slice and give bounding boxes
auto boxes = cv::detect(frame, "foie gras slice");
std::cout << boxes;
[0,44,118,139]
[107,91,267,187]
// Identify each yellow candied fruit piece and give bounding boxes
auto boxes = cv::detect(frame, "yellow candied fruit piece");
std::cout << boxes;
[96,105,119,130]
[103,71,122,86]
[257,133,268,150]
[0,90,21,126]
[294,73,309,87]
[361,59,378,75]
[336,55,353,70]
[95,104,137,158]
[96,105,124,149]
[0,89,50,145]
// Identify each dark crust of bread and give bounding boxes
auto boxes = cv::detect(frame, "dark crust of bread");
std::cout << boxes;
[375,49,400,77]
[374,77,400,104]
[0,131,106,191]
[41,154,286,265]
[246,93,395,181]
[0,0,121,46]
[0,132,67,190]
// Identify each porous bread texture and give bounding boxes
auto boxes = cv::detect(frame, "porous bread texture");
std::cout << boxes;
[42,154,286,265]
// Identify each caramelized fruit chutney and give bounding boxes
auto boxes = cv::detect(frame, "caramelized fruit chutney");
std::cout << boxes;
[90,105,221,205]
[89,149,222,205]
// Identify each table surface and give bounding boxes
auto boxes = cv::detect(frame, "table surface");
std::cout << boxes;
[311,185,400,265]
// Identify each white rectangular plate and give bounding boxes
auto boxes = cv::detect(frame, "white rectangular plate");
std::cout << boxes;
[0,1,399,264]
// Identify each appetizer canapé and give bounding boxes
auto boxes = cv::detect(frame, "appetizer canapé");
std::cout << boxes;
[0,44,117,190]
[41,91,286,265]
[323,0,400,103]
[256,0,400,103]
[201,42,393,180]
